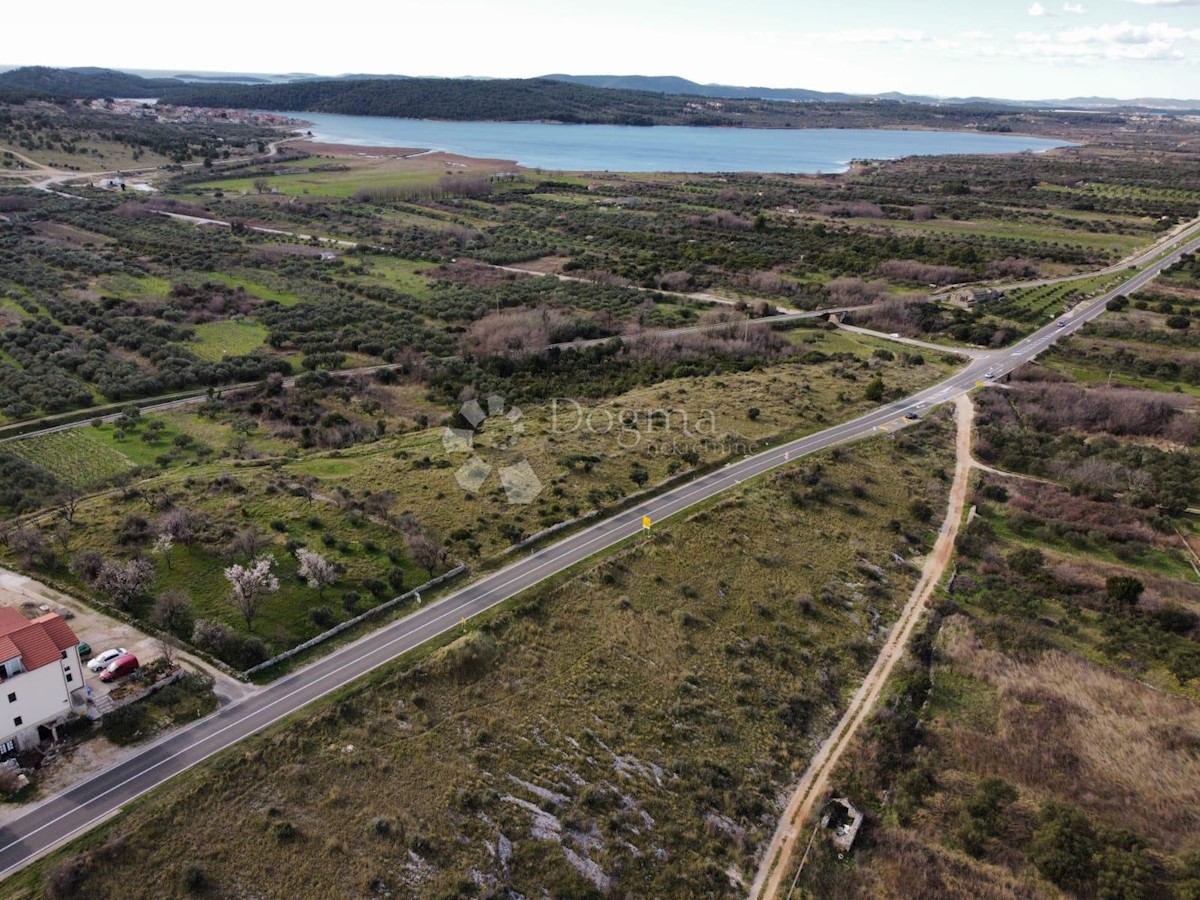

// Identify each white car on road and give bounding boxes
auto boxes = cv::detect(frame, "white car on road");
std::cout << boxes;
[87,647,127,673]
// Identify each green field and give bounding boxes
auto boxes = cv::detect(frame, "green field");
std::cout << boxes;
[870,215,1146,255]
[986,271,1126,323]
[344,255,434,297]
[187,319,269,361]
[188,271,306,306]
[95,273,172,300]
[196,167,452,200]
[2,429,134,486]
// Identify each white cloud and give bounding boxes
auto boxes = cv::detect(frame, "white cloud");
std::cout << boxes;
[1029,2,1050,15]
[1063,2,1085,12]
[816,27,927,43]
[1013,19,1200,62]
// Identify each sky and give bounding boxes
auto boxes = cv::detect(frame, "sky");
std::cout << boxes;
[7,0,1200,99]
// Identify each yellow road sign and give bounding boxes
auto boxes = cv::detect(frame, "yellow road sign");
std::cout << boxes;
[642,515,652,530]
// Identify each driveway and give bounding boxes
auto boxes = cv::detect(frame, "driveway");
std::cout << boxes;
[0,568,255,706]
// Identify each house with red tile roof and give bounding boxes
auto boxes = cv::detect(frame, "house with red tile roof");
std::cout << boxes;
[0,609,86,755]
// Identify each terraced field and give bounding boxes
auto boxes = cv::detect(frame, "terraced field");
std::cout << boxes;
[3,429,134,486]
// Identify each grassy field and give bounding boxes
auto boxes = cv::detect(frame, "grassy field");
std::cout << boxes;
[0,139,177,171]
[95,273,172,301]
[0,414,957,899]
[187,319,269,361]
[342,255,434,297]
[194,153,517,200]
[866,215,1148,256]
[2,429,135,486]
[185,271,307,306]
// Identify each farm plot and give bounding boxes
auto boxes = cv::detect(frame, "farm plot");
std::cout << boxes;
[3,429,134,486]
[187,320,269,361]
[988,272,1124,324]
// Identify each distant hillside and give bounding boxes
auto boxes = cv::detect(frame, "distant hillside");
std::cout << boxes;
[158,76,709,125]
[0,66,1146,133]
[542,73,862,103]
[542,74,1199,112]
[0,66,183,97]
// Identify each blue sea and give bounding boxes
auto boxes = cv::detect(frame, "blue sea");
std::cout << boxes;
[273,110,1073,174]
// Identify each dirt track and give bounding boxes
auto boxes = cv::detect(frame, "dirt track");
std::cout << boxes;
[749,394,975,900]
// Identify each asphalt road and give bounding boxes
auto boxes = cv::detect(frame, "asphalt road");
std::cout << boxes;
[0,229,1198,880]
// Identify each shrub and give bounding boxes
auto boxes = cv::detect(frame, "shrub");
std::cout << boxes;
[309,606,335,628]
[1007,547,1044,576]
[101,704,149,745]
[1105,576,1144,609]
[179,862,208,894]
[1031,802,1097,891]
[191,619,268,669]
[435,631,498,681]
[909,498,933,522]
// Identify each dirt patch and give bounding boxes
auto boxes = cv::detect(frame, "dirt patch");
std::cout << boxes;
[293,141,428,158]
[31,222,115,247]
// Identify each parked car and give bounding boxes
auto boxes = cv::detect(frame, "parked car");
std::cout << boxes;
[99,653,139,683]
[87,647,127,673]
[904,411,920,421]
[76,642,92,659]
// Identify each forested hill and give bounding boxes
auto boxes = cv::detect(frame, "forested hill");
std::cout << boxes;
[158,77,702,125]
[0,66,184,98]
[0,67,1113,133]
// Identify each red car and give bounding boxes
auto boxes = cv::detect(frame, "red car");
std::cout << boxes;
[99,653,139,683]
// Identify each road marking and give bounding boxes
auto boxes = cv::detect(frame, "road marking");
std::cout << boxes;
[4,225,1200,876]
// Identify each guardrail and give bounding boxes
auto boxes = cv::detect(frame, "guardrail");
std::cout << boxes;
[240,565,467,677]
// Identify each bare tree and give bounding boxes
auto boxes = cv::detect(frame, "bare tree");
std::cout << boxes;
[228,526,268,561]
[53,522,73,555]
[156,634,179,668]
[223,556,279,630]
[94,558,155,609]
[332,486,354,511]
[363,491,396,523]
[151,589,194,639]
[405,531,447,579]
[55,486,83,525]
[295,548,338,597]
[9,528,43,568]
[111,471,136,500]
[295,474,318,505]
[156,507,198,546]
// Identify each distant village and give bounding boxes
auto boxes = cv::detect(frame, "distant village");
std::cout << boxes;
[87,99,300,128]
